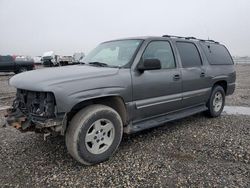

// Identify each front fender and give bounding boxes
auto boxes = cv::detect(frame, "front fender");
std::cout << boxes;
[53,86,130,113]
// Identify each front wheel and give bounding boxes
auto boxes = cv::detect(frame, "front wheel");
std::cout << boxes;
[66,104,123,165]
[206,85,225,117]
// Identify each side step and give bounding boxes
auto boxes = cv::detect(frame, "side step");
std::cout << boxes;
[124,105,208,134]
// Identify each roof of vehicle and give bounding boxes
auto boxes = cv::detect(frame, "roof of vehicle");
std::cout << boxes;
[105,35,221,45]
[103,36,155,43]
[43,51,54,57]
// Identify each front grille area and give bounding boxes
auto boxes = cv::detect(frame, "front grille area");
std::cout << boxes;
[14,89,56,118]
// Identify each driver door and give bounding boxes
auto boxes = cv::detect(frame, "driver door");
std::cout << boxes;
[131,40,182,122]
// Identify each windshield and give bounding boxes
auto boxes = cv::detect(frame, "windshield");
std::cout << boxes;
[83,39,142,67]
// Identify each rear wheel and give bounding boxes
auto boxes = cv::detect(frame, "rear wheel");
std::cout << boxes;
[206,85,225,117]
[66,104,123,165]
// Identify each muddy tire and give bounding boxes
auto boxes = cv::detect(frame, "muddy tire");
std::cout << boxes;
[205,85,225,117]
[65,104,123,165]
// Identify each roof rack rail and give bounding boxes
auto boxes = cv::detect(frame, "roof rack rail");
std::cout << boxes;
[185,37,196,40]
[162,35,184,39]
[206,39,219,44]
[162,35,219,44]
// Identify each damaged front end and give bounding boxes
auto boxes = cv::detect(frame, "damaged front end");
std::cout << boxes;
[5,89,66,134]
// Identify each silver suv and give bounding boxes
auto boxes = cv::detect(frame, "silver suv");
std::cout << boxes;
[6,35,236,165]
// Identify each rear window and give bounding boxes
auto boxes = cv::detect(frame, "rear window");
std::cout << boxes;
[176,42,202,68]
[200,43,233,65]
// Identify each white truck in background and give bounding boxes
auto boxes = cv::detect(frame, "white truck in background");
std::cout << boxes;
[73,52,85,63]
[42,51,74,67]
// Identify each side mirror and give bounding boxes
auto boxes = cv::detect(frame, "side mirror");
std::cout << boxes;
[138,58,161,72]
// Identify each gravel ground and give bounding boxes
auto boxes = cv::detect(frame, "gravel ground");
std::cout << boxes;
[226,64,250,107]
[0,64,250,187]
[0,73,15,107]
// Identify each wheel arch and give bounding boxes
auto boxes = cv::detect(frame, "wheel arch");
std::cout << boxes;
[213,80,227,93]
[66,95,128,128]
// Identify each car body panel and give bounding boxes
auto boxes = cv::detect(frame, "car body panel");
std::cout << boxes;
[10,65,132,113]
[7,36,236,134]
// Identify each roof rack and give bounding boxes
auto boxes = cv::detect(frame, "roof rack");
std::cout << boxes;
[162,35,219,44]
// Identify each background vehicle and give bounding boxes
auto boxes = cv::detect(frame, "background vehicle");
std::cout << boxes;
[15,55,33,62]
[42,51,74,67]
[6,35,236,165]
[33,56,43,65]
[0,55,34,74]
[73,52,85,63]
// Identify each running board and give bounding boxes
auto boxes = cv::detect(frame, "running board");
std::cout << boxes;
[124,105,208,134]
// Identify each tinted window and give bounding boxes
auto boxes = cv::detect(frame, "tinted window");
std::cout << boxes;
[142,41,175,69]
[0,56,14,62]
[200,43,233,65]
[176,42,202,68]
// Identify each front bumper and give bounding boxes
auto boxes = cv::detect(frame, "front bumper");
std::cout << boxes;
[5,107,65,134]
[3,89,67,134]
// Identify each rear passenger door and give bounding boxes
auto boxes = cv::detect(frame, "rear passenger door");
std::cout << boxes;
[176,42,210,107]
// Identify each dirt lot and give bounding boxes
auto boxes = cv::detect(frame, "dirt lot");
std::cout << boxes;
[226,64,250,107]
[0,65,250,187]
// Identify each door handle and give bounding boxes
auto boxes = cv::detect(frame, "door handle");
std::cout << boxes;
[200,72,205,77]
[173,74,181,81]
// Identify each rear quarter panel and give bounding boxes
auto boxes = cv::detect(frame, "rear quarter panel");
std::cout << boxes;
[206,64,236,94]
[197,42,236,95]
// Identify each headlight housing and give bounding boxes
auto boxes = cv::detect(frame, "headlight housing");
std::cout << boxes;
[14,89,56,118]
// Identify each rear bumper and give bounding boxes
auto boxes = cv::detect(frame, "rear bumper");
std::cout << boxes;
[226,83,236,95]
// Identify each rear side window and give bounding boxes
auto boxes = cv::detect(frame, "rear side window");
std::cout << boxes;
[176,42,202,68]
[200,43,233,65]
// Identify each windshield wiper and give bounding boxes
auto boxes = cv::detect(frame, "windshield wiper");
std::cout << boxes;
[88,62,109,67]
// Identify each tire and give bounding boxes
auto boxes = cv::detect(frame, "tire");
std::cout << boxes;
[66,104,123,165]
[205,85,225,117]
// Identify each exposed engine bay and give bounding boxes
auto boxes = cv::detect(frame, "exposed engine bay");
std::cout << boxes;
[15,89,55,117]
[5,89,64,134]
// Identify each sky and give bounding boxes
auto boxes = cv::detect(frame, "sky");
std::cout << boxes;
[0,0,250,57]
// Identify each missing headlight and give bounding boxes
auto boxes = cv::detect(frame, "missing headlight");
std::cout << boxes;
[15,89,56,118]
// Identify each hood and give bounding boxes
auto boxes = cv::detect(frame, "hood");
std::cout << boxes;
[10,65,119,91]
